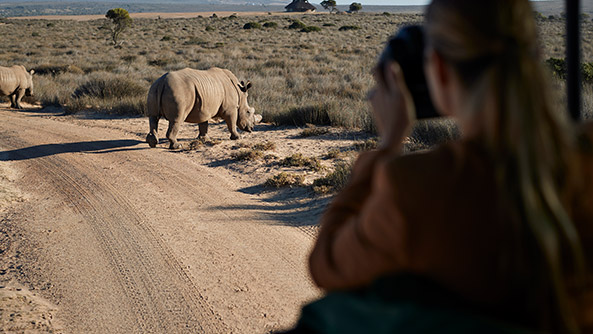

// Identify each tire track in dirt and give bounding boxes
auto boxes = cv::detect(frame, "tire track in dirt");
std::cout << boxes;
[0,107,319,333]
[2,121,226,333]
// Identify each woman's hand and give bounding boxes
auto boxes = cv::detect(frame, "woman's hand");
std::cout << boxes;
[368,61,416,153]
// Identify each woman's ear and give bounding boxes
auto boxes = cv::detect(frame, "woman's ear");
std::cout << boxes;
[425,49,454,117]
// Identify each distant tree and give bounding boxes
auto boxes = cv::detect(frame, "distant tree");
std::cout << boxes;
[320,0,337,13]
[349,2,362,13]
[105,8,132,46]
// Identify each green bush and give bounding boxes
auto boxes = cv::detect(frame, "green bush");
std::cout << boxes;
[301,26,321,33]
[339,25,361,31]
[545,57,593,83]
[243,22,262,29]
[263,21,278,28]
[323,23,336,27]
[205,25,215,31]
[161,35,172,41]
[288,20,307,29]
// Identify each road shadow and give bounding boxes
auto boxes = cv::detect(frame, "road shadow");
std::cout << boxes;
[210,185,332,228]
[1,139,144,161]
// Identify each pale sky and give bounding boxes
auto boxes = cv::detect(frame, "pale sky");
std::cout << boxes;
[338,0,550,6]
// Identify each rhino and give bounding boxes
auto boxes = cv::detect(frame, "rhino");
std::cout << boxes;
[146,67,260,149]
[0,65,34,109]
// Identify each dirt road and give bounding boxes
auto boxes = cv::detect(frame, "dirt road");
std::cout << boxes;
[0,105,319,333]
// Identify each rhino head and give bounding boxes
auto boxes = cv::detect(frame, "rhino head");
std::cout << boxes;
[236,80,260,133]
[25,69,34,96]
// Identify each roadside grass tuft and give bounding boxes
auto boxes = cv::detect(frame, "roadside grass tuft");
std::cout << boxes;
[281,153,324,171]
[252,141,276,151]
[264,172,305,188]
[351,138,378,151]
[312,161,352,194]
[299,126,330,138]
[232,149,264,161]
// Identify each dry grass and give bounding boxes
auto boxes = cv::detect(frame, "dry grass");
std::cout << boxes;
[312,161,353,194]
[232,149,264,161]
[280,153,324,171]
[0,13,590,133]
[299,126,330,138]
[264,172,305,188]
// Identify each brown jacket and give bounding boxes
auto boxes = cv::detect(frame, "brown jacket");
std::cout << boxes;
[309,125,593,330]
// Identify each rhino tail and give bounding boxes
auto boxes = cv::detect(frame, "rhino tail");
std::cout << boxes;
[146,77,165,148]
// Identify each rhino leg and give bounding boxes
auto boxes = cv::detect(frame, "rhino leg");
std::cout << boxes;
[146,115,160,148]
[166,120,182,149]
[9,94,16,109]
[197,121,209,140]
[14,89,25,109]
[225,115,241,140]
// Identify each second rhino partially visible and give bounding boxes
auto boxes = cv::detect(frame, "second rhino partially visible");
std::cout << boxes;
[0,65,34,109]
[146,67,260,149]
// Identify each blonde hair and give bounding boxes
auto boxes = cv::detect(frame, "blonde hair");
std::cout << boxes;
[426,0,584,331]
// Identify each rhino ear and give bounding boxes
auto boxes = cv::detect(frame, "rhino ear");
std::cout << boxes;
[245,81,252,91]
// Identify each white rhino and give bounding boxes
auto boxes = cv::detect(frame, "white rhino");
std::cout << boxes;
[146,67,260,149]
[0,65,34,109]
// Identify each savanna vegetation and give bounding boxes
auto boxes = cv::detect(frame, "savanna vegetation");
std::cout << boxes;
[0,11,591,192]
[0,12,591,125]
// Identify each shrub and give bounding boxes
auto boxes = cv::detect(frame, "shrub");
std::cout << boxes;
[288,20,307,29]
[339,25,361,31]
[73,75,146,99]
[263,21,278,28]
[301,26,321,33]
[148,58,171,67]
[232,149,264,161]
[121,55,137,62]
[161,35,172,41]
[205,25,215,31]
[252,141,276,151]
[184,36,208,45]
[243,22,262,29]
[349,2,362,13]
[312,161,352,194]
[545,57,593,84]
[323,23,336,27]
[269,104,332,126]
[34,64,72,76]
[264,172,305,188]
[281,153,323,171]
[299,126,329,137]
[32,32,40,37]
[351,138,378,151]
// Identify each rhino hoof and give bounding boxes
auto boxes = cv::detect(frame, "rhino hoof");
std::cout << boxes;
[146,133,158,148]
[230,134,241,140]
[169,142,182,150]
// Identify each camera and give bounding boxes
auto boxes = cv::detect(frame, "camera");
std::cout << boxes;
[378,25,440,119]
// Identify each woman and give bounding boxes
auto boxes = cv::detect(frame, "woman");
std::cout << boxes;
[308,0,593,332]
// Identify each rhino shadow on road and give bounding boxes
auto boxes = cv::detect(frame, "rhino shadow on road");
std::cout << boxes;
[0,139,144,161]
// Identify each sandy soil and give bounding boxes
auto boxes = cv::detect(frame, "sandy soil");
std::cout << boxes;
[7,11,325,21]
[0,103,371,333]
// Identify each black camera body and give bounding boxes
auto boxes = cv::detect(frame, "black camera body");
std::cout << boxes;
[379,25,440,119]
